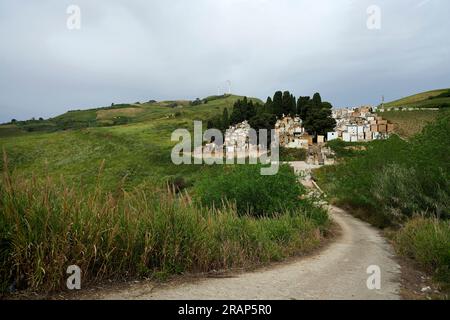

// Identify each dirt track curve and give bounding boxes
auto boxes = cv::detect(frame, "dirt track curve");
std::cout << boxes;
[86,206,401,300]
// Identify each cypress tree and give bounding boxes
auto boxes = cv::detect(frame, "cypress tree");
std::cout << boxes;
[230,100,242,125]
[265,97,273,114]
[281,91,292,116]
[273,91,283,117]
[222,107,230,130]
[297,96,310,119]
[312,92,322,105]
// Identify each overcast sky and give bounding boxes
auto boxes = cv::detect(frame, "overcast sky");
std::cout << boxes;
[0,0,449,122]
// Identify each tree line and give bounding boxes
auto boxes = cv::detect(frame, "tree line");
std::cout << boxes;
[207,91,336,138]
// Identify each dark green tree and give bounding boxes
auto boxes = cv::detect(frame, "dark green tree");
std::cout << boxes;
[272,91,283,117]
[297,96,310,119]
[249,113,277,131]
[312,92,322,105]
[303,98,336,137]
[281,91,296,116]
[249,113,277,145]
[245,100,257,120]
[230,99,244,125]
[222,107,230,130]
[265,96,273,114]
[230,97,258,125]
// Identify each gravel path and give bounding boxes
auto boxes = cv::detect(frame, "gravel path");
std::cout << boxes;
[89,206,401,300]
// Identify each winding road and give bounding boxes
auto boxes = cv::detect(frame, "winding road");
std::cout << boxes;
[87,206,402,300]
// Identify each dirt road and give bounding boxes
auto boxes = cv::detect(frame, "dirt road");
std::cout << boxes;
[87,206,401,300]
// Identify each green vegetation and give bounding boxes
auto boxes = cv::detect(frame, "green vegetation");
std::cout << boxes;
[383,88,450,109]
[315,112,450,287]
[317,113,449,226]
[0,93,331,294]
[279,147,307,162]
[1,95,252,136]
[380,110,441,138]
[326,139,368,159]
[265,91,336,138]
[207,91,335,142]
[301,94,336,137]
[0,125,27,138]
[317,136,411,227]
[0,95,253,191]
[395,218,450,286]
[194,164,324,219]
[0,164,327,293]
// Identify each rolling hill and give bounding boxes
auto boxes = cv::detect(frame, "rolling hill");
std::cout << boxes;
[380,110,442,138]
[0,94,262,191]
[379,88,450,137]
[383,88,450,109]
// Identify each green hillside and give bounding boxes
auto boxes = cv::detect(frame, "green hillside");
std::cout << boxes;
[380,110,446,138]
[0,93,332,295]
[383,88,450,109]
[0,94,262,190]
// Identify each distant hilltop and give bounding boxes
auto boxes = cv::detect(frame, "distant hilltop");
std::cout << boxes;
[379,88,450,111]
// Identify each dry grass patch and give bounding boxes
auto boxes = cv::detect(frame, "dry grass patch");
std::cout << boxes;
[381,111,440,138]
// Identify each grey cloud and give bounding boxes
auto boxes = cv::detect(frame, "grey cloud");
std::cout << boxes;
[0,0,449,122]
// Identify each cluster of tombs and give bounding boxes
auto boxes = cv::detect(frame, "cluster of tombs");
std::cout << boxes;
[331,106,394,142]
[275,116,310,149]
[200,106,394,163]
[202,121,265,159]
[274,107,395,147]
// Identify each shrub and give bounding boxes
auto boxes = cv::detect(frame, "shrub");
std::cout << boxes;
[190,98,202,106]
[395,218,450,285]
[194,164,307,218]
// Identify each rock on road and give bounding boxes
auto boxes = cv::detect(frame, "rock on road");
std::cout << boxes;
[87,206,402,300]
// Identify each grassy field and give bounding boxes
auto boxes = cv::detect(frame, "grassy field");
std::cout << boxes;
[380,110,442,138]
[0,125,27,138]
[0,95,262,191]
[0,165,328,293]
[383,88,450,109]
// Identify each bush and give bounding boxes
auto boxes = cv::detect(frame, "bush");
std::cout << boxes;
[194,164,307,218]
[395,218,450,285]
[190,98,202,106]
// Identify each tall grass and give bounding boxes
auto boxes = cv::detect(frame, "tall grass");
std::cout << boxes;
[0,154,328,293]
[395,218,450,286]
